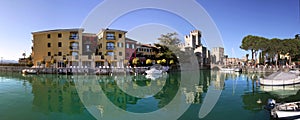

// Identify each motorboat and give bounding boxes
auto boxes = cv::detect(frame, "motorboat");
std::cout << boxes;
[145,74,162,80]
[22,69,37,74]
[145,67,162,75]
[260,71,300,86]
[234,67,242,72]
[289,68,300,74]
[266,99,300,119]
[219,67,234,71]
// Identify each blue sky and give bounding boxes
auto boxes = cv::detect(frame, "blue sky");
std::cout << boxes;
[0,0,298,60]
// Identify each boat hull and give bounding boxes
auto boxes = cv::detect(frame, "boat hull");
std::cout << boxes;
[275,111,300,119]
[260,77,300,86]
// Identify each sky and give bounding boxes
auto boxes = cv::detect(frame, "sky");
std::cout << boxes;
[0,0,299,61]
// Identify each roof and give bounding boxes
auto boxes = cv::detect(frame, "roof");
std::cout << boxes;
[98,28,127,34]
[32,28,84,34]
[125,37,138,42]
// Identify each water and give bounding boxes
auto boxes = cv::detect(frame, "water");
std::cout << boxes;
[0,71,300,120]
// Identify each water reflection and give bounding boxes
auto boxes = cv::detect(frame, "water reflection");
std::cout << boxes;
[3,70,299,119]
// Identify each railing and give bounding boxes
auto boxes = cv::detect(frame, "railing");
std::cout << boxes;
[106,36,115,40]
[70,46,79,51]
[69,36,79,40]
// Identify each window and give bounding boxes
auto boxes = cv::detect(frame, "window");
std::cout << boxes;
[119,34,122,38]
[48,43,51,47]
[71,52,78,56]
[118,42,123,48]
[58,42,62,47]
[126,43,129,48]
[100,43,102,48]
[131,44,135,49]
[48,52,51,56]
[106,42,115,50]
[58,33,62,38]
[107,52,114,56]
[119,52,122,56]
[70,42,79,50]
[47,34,51,38]
[70,32,78,40]
[106,32,115,40]
[86,45,90,52]
[99,52,102,55]
[58,52,62,56]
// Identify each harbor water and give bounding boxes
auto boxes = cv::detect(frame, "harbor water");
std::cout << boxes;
[1,71,300,120]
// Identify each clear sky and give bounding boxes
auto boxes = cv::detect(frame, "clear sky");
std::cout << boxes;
[0,0,299,61]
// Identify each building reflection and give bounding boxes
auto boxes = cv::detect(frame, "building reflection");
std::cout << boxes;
[30,75,83,114]
[0,70,229,116]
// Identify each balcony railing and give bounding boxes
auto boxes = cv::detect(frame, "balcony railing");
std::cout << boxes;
[106,36,115,40]
[70,46,79,51]
[69,36,79,40]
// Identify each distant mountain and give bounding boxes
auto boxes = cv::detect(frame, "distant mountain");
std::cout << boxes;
[1,60,18,64]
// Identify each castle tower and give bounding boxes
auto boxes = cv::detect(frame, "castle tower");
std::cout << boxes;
[184,30,202,49]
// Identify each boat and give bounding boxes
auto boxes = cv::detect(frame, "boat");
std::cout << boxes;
[145,64,164,75]
[145,67,162,75]
[290,68,300,74]
[145,74,162,80]
[259,71,300,86]
[234,67,242,72]
[266,99,300,119]
[219,67,234,71]
[22,69,37,74]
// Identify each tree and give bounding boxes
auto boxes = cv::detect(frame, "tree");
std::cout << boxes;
[240,35,261,61]
[246,54,249,62]
[22,52,26,59]
[295,34,300,40]
[158,32,180,46]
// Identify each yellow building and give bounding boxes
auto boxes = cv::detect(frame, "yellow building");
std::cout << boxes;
[97,29,127,67]
[32,28,84,67]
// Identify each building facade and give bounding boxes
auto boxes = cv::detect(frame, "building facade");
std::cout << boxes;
[125,38,137,64]
[32,28,84,67]
[97,29,127,68]
[211,47,224,65]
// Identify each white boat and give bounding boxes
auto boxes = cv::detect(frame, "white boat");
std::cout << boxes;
[260,71,300,86]
[234,68,242,72]
[145,67,162,75]
[22,69,37,74]
[290,69,300,74]
[267,99,300,119]
[219,67,234,71]
[145,74,162,80]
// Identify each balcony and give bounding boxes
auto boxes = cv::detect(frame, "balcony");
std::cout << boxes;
[106,46,115,50]
[70,46,79,51]
[69,36,79,40]
[106,36,115,40]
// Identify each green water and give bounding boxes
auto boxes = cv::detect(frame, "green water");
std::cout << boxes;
[0,71,300,120]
